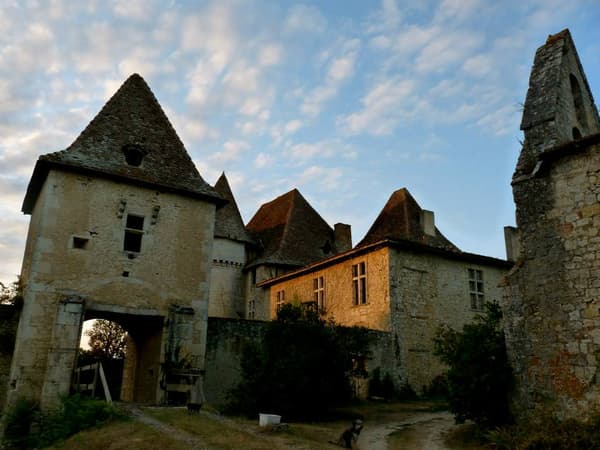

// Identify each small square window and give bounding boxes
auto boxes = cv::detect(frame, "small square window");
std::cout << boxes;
[72,236,88,249]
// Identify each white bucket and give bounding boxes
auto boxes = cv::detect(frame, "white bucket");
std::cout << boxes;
[259,413,282,426]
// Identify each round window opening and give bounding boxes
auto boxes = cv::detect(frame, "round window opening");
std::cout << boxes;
[122,144,147,167]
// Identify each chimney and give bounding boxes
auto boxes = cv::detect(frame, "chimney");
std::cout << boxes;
[420,210,435,237]
[504,226,521,262]
[334,223,352,252]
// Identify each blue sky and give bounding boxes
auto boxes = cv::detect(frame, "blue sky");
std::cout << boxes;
[1,0,599,285]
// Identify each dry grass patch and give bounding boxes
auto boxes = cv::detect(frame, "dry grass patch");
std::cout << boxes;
[44,420,188,450]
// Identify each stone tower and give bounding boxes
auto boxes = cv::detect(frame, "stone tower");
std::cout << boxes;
[504,30,600,419]
[6,74,223,410]
[209,173,254,318]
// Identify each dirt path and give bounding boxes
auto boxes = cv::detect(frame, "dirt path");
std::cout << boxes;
[126,405,454,450]
[359,411,454,450]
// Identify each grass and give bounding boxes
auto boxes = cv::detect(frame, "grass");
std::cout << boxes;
[32,400,449,450]
[43,420,189,450]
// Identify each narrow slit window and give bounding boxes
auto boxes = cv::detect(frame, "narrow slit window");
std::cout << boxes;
[124,214,144,253]
[276,290,285,311]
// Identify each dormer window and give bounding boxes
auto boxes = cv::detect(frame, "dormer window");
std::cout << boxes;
[122,144,147,167]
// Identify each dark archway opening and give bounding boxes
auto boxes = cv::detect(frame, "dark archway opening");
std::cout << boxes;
[76,311,164,404]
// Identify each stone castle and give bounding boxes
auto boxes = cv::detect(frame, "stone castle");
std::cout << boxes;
[2,29,599,421]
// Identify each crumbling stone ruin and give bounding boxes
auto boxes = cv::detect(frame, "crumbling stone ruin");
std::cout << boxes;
[503,29,600,420]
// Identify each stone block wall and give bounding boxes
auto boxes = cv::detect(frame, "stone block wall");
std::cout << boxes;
[504,140,600,419]
[389,247,508,391]
[266,247,391,330]
[8,170,215,410]
[203,317,397,408]
[209,238,246,318]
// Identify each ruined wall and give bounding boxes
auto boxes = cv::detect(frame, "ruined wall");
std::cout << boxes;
[8,170,215,409]
[0,305,19,413]
[505,141,600,419]
[203,317,396,407]
[266,248,391,330]
[389,248,507,392]
[209,238,246,318]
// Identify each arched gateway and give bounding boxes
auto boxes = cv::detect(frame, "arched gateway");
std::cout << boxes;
[6,74,224,411]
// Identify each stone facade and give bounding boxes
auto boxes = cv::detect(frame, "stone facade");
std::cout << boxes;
[262,240,509,392]
[503,30,600,420]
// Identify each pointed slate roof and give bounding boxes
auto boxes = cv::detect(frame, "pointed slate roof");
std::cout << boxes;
[23,74,223,213]
[213,173,254,243]
[246,189,336,267]
[357,188,459,252]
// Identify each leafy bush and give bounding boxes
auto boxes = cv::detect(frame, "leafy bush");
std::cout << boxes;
[487,412,600,449]
[433,302,512,427]
[2,398,39,449]
[1,395,124,449]
[421,374,449,400]
[227,303,370,420]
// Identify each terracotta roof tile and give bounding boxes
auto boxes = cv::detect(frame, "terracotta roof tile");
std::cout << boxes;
[23,74,223,213]
[245,189,336,267]
[213,173,254,243]
[357,188,459,252]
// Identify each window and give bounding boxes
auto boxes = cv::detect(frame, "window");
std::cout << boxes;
[352,262,367,305]
[313,276,325,310]
[247,300,255,319]
[124,214,144,253]
[468,268,485,310]
[276,290,285,311]
[122,144,147,167]
[72,236,89,249]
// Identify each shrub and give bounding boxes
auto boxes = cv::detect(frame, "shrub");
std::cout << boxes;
[227,303,370,420]
[487,412,600,449]
[433,302,512,428]
[1,395,124,449]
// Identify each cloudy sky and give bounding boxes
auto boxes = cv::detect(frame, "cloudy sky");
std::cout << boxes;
[0,0,599,285]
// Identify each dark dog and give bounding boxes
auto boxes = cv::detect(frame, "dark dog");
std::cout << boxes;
[187,402,202,414]
[335,419,363,449]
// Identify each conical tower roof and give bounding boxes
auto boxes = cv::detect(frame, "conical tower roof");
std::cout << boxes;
[357,188,459,252]
[246,188,336,267]
[213,173,254,243]
[23,74,223,212]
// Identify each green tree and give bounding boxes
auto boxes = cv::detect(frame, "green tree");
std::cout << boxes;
[228,303,370,420]
[86,320,127,359]
[0,277,23,306]
[433,302,513,427]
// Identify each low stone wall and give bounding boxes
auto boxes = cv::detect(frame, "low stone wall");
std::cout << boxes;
[204,317,398,408]
[0,305,19,413]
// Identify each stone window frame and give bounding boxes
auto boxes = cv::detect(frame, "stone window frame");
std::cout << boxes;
[352,261,367,305]
[247,299,255,319]
[123,213,145,253]
[313,276,325,310]
[276,289,285,311]
[468,268,485,310]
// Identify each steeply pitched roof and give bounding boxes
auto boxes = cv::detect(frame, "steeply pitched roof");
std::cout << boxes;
[22,73,223,213]
[245,189,336,267]
[356,188,459,252]
[213,173,254,243]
